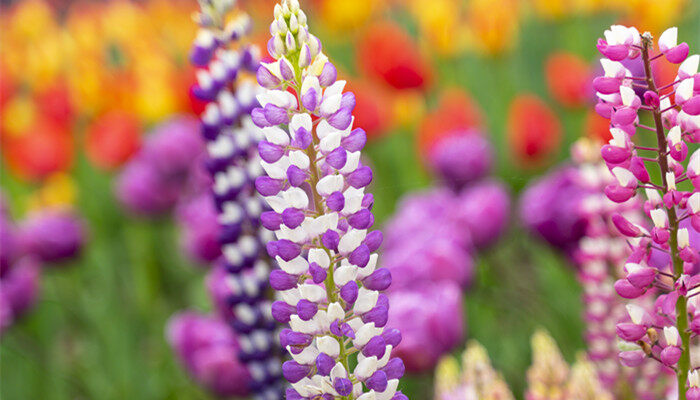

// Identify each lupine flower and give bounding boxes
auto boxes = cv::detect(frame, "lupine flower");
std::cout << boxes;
[254,1,407,397]
[565,356,614,400]
[571,139,668,399]
[166,311,251,397]
[19,209,85,264]
[386,282,464,373]
[545,52,591,108]
[434,340,514,400]
[507,94,562,167]
[357,21,432,91]
[520,167,589,255]
[85,112,142,171]
[188,0,283,397]
[525,330,570,400]
[115,115,204,216]
[592,25,699,398]
[176,194,222,265]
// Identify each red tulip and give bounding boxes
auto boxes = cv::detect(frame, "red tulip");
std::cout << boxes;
[545,52,590,108]
[356,22,432,90]
[3,120,73,181]
[507,94,561,167]
[35,82,74,131]
[85,111,141,170]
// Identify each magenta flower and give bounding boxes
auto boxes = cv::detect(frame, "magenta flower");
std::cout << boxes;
[386,283,464,373]
[176,194,221,265]
[19,210,85,264]
[383,189,474,289]
[427,130,494,190]
[166,312,251,397]
[115,115,206,216]
[0,256,41,335]
[520,166,589,255]
[455,180,510,249]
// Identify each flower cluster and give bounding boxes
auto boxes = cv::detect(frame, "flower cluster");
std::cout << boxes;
[253,1,407,398]
[167,311,251,397]
[187,0,283,398]
[520,166,590,255]
[380,123,509,373]
[434,340,514,400]
[434,330,611,400]
[592,25,700,398]
[116,116,207,217]
[0,195,85,335]
[571,139,669,399]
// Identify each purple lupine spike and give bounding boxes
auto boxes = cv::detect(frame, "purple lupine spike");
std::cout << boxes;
[253,1,407,397]
[179,1,284,399]
[591,25,700,399]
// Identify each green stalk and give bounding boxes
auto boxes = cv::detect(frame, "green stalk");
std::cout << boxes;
[640,33,690,400]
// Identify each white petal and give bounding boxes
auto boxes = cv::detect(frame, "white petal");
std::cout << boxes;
[658,27,678,52]
[353,287,378,314]
[338,229,367,254]
[299,284,326,302]
[308,248,331,269]
[354,356,378,380]
[277,256,309,275]
[262,126,291,146]
[317,335,341,358]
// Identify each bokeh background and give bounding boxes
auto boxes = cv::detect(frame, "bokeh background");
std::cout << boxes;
[1,0,699,398]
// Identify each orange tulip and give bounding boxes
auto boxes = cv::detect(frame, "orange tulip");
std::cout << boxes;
[507,95,562,167]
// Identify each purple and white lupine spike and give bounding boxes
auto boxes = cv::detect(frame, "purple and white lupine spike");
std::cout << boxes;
[571,140,669,399]
[254,1,407,398]
[190,1,284,398]
[593,25,700,399]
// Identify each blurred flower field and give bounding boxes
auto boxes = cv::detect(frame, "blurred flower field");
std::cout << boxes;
[0,0,699,399]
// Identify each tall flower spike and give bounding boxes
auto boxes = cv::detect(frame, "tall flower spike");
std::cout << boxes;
[571,139,667,399]
[190,1,284,398]
[593,25,699,400]
[253,1,408,398]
